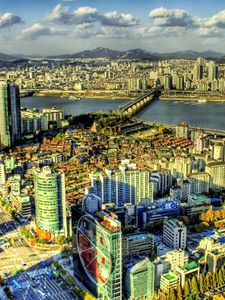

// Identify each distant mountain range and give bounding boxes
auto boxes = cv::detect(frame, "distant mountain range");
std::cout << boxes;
[0,47,224,61]
[0,52,25,61]
[47,47,225,60]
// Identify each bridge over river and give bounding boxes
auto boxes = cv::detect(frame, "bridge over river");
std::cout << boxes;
[115,88,159,116]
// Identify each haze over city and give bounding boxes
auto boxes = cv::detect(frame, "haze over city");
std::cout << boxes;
[1,0,225,55]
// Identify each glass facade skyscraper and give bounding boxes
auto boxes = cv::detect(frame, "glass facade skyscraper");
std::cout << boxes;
[0,81,21,149]
[77,212,122,300]
[34,166,67,236]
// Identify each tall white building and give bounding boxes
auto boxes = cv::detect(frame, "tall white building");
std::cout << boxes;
[176,122,189,139]
[188,172,210,194]
[206,162,225,190]
[193,63,203,81]
[163,219,187,250]
[170,156,192,179]
[208,61,218,81]
[90,160,153,207]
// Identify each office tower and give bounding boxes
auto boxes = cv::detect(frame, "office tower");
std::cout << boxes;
[122,232,154,258]
[193,63,203,81]
[124,258,155,300]
[90,160,152,207]
[208,60,218,81]
[34,166,67,237]
[77,212,122,300]
[163,219,187,250]
[204,243,225,273]
[0,81,21,149]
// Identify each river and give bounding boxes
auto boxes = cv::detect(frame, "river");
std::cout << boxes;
[21,96,225,131]
[21,96,126,115]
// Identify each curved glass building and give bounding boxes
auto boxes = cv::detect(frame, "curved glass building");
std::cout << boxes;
[34,166,67,236]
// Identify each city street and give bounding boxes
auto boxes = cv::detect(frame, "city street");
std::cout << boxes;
[0,207,59,275]
[6,271,78,300]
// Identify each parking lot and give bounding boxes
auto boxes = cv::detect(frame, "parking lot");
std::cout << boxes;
[7,269,78,300]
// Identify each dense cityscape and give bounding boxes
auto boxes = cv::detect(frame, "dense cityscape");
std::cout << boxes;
[2,1,225,300]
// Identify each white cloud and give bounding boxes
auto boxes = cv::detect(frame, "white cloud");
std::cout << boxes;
[96,26,132,38]
[196,26,224,37]
[149,7,193,27]
[205,9,225,28]
[0,12,23,29]
[73,23,95,38]
[44,4,99,25]
[195,10,225,37]
[20,23,67,40]
[101,11,139,27]
[44,4,139,27]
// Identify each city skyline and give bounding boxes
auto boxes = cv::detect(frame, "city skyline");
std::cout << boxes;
[1,0,225,55]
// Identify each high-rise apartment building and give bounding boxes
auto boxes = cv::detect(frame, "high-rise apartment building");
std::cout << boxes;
[175,122,190,139]
[208,61,218,81]
[193,63,203,81]
[164,75,172,90]
[163,219,187,250]
[34,166,68,236]
[0,81,21,149]
[206,162,225,191]
[90,160,152,206]
[188,172,210,194]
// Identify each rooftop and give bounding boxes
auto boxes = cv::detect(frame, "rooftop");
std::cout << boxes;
[163,272,178,281]
[125,232,152,241]
[179,262,199,272]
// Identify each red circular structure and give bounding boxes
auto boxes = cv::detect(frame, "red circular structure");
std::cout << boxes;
[76,214,112,286]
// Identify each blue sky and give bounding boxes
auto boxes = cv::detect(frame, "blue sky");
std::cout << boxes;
[1,0,225,55]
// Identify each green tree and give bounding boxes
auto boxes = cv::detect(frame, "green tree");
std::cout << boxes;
[205,273,213,290]
[218,269,224,287]
[184,280,190,298]
[212,272,217,289]
[177,284,183,300]
[190,276,200,295]
[199,273,206,294]
[168,288,176,300]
